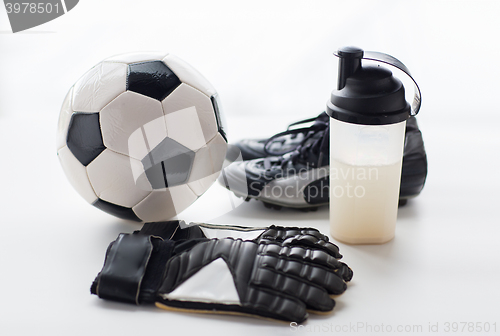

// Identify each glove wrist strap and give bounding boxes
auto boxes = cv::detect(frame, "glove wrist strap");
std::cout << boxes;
[94,234,153,304]
[92,233,176,304]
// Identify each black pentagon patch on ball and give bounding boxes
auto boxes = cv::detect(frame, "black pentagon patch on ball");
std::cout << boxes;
[211,95,227,142]
[67,113,106,166]
[127,61,181,101]
[92,199,141,222]
[142,137,195,189]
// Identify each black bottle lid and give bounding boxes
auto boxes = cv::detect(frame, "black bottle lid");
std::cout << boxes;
[326,47,419,125]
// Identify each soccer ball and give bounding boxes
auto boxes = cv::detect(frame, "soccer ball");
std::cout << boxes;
[57,52,227,222]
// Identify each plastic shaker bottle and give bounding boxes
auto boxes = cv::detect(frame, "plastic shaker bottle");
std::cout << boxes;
[326,46,421,244]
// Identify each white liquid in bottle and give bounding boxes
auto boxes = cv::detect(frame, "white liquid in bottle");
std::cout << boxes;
[329,119,406,244]
[329,159,402,244]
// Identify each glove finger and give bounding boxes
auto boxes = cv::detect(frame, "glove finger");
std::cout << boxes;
[261,243,352,281]
[259,226,343,259]
[245,286,309,323]
[260,226,328,244]
[282,235,342,259]
[336,261,354,282]
[251,263,335,312]
[258,253,349,295]
[259,226,325,241]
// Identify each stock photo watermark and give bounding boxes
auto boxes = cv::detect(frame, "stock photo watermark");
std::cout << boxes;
[247,164,380,201]
[290,321,498,334]
[126,105,388,217]
[3,0,78,32]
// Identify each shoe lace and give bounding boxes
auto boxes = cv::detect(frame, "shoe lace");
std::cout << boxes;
[281,126,329,168]
[261,124,330,171]
[263,114,328,156]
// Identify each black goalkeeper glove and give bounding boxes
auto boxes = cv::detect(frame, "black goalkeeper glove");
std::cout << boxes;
[91,221,352,323]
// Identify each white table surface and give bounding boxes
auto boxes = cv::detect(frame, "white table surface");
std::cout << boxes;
[1,1,499,335]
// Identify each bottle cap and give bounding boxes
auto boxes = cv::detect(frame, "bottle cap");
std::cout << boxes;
[327,47,420,125]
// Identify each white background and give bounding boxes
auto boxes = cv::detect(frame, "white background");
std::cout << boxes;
[1,1,500,335]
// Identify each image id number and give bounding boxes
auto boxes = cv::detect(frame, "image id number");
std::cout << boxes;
[5,2,60,14]
[444,322,497,333]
